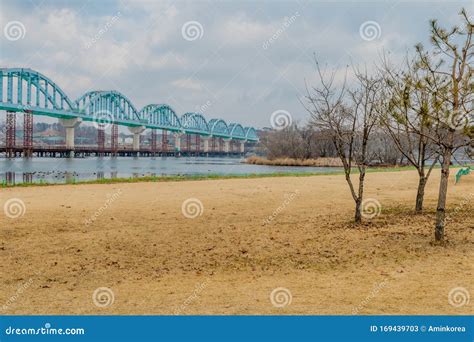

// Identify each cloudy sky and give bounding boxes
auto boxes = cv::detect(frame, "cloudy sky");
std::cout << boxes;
[1,0,472,129]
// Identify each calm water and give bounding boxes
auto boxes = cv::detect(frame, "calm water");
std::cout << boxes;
[0,157,342,184]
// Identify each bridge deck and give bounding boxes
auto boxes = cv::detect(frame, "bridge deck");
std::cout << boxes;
[0,145,243,157]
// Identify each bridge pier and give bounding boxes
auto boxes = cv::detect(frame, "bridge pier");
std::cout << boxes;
[202,137,211,156]
[173,132,183,156]
[162,130,168,154]
[210,137,216,153]
[111,124,119,156]
[59,117,82,157]
[128,126,146,155]
[195,135,201,154]
[223,138,231,154]
[185,134,191,153]
[240,140,246,154]
[23,112,33,158]
[6,111,16,158]
[150,129,157,155]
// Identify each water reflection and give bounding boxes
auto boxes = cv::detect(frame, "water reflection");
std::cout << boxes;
[6,171,15,186]
[1,157,341,185]
[23,172,33,184]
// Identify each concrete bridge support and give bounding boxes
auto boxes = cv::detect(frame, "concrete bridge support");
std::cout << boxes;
[240,140,246,154]
[174,132,183,154]
[202,137,211,154]
[128,126,146,152]
[223,138,231,153]
[59,118,82,152]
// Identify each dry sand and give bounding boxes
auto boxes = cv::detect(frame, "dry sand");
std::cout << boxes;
[0,169,473,315]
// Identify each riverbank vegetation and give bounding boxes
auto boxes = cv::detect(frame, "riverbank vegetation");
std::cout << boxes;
[245,156,343,167]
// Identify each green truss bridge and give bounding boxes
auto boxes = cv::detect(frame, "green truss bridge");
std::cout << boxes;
[0,68,258,157]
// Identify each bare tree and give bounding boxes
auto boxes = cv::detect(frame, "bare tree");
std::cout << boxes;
[415,9,473,241]
[305,61,380,223]
[380,56,440,213]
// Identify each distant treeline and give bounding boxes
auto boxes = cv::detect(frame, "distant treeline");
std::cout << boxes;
[257,125,406,166]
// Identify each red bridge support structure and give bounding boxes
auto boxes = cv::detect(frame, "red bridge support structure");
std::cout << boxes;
[195,135,200,154]
[161,130,168,153]
[23,112,33,157]
[111,124,118,156]
[219,138,224,153]
[6,111,16,158]
[211,137,216,152]
[185,134,191,153]
[151,129,157,155]
[97,128,105,156]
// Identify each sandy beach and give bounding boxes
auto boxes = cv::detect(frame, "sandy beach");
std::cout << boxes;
[0,169,472,315]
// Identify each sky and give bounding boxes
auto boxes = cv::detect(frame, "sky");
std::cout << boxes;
[1,0,473,129]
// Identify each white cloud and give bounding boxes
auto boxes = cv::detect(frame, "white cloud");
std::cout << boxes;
[172,78,203,91]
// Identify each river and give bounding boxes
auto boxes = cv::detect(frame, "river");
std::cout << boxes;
[0,157,342,185]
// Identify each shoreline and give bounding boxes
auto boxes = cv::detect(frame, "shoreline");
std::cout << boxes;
[2,164,471,188]
[0,166,425,188]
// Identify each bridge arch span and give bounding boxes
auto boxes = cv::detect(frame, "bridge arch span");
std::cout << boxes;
[0,68,76,114]
[208,119,229,137]
[75,90,142,123]
[139,104,181,131]
[228,123,246,140]
[244,127,258,141]
[181,112,209,135]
